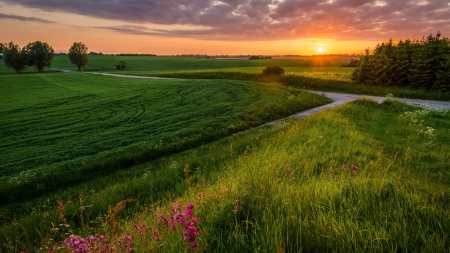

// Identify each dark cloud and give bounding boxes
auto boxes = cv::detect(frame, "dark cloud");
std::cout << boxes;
[1,0,450,40]
[0,13,57,23]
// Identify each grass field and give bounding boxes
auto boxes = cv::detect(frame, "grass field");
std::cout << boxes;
[51,55,351,73]
[2,99,449,252]
[2,55,450,252]
[0,69,330,202]
[49,56,450,100]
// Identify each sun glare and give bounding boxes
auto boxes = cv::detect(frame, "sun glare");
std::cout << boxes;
[317,47,324,54]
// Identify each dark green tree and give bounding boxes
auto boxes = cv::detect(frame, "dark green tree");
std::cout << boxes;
[0,43,4,59]
[352,32,450,91]
[23,41,55,72]
[2,42,27,73]
[68,42,89,71]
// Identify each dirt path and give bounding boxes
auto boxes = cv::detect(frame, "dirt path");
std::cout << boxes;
[49,68,175,80]
[284,91,450,121]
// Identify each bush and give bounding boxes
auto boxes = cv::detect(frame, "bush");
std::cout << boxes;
[262,65,285,76]
[115,61,126,70]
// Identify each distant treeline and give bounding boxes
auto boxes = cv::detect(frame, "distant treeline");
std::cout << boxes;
[352,32,450,92]
[116,53,157,56]
[54,52,157,56]
[249,56,272,60]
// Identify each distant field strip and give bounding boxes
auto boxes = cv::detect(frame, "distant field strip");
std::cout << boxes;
[0,72,330,178]
[51,56,351,72]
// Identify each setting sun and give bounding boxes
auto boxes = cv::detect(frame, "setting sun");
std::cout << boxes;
[317,47,324,54]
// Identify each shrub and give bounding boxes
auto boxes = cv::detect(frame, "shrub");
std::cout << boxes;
[262,65,285,76]
[115,61,126,70]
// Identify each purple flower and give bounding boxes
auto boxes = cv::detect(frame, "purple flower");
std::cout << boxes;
[158,244,164,250]
[185,203,194,217]
[330,174,335,178]
[190,241,198,249]
[351,164,359,169]
[342,165,348,171]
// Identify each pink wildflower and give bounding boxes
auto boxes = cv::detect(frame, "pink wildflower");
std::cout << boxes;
[190,241,198,249]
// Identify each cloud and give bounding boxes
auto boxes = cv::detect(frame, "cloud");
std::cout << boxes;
[0,12,57,23]
[1,0,450,40]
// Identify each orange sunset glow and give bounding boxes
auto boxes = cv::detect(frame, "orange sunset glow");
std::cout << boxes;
[1,1,450,55]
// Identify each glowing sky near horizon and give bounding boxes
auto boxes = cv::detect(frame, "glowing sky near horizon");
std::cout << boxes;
[1,0,449,55]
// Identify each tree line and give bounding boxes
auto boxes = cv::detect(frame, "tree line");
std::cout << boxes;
[352,32,450,92]
[1,41,89,73]
[1,41,55,73]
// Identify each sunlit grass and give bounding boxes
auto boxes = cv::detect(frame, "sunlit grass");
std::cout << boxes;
[3,99,450,252]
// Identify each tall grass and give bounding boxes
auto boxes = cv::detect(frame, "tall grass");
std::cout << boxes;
[4,99,450,252]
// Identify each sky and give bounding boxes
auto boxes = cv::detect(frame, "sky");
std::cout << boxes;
[1,0,449,55]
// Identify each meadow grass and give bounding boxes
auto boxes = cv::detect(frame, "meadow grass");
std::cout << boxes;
[3,99,450,252]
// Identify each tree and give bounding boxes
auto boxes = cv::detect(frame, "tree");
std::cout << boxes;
[0,43,4,59]
[23,41,55,72]
[68,42,89,71]
[2,42,27,73]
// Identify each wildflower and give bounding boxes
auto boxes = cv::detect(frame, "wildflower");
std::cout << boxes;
[342,165,348,171]
[124,235,133,243]
[185,203,194,217]
[330,174,335,178]
[190,241,198,249]
[158,244,164,250]
[172,203,181,214]
[232,200,241,214]
[328,167,332,172]
[351,164,358,170]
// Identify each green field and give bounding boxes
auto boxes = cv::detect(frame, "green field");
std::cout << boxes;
[2,99,450,252]
[0,71,331,179]
[2,55,450,252]
[49,56,450,100]
[51,55,351,73]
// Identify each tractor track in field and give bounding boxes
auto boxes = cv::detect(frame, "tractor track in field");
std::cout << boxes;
[49,68,450,124]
